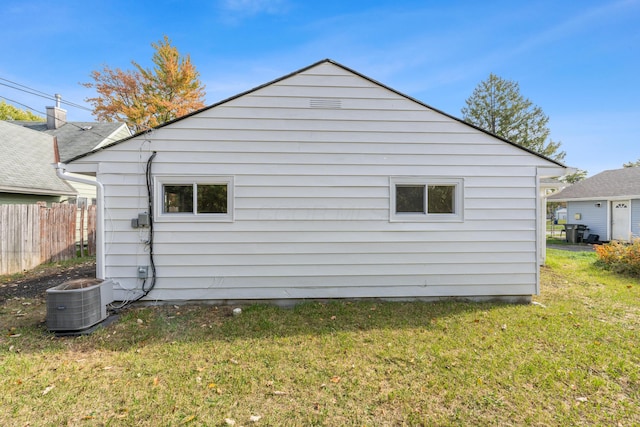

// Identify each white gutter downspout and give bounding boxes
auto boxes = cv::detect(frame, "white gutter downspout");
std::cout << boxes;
[54,162,106,280]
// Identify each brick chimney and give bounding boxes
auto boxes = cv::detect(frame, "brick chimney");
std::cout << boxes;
[46,94,66,129]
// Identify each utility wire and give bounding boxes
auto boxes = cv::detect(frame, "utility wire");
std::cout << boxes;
[0,95,127,145]
[0,77,93,111]
[0,78,51,98]
[0,96,42,116]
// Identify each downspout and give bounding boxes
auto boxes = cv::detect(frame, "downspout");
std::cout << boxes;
[52,138,105,279]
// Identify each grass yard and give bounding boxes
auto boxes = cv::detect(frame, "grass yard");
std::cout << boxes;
[1,250,638,426]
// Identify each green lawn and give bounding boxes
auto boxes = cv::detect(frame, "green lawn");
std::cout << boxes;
[1,250,638,426]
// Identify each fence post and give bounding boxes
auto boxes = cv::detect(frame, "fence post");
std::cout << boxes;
[79,205,85,258]
[87,205,96,256]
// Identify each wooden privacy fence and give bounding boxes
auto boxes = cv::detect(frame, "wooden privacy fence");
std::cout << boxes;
[0,203,96,275]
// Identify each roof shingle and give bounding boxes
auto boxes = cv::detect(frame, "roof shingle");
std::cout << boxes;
[548,167,640,200]
[12,121,130,162]
[0,121,76,196]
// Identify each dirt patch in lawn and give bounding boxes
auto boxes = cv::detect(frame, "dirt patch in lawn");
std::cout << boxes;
[0,260,96,303]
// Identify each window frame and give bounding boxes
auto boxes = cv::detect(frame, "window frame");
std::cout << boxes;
[155,175,234,222]
[389,177,464,222]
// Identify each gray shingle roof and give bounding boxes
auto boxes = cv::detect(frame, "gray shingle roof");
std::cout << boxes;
[0,121,76,196]
[11,121,130,162]
[548,167,640,200]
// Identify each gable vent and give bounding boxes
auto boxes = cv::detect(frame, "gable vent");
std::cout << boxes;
[309,98,342,109]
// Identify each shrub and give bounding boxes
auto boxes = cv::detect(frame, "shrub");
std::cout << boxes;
[595,239,640,277]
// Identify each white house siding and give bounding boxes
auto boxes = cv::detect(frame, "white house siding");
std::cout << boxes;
[566,200,608,240]
[69,62,562,302]
[67,173,97,202]
[100,124,132,150]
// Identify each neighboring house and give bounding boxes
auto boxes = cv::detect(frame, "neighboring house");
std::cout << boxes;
[555,208,567,221]
[63,59,567,303]
[9,97,131,206]
[0,121,76,204]
[548,167,640,241]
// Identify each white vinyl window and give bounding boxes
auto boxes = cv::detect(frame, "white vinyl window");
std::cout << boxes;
[156,176,234,222]
[390,177,463,222]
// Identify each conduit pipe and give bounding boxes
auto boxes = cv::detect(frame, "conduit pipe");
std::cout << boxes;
[53,140,105,279]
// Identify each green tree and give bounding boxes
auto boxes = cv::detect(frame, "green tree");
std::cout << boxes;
[0,100,44,121]
[461,74,565,162]
[83,36,206,133]
[623,159,640,168]
[561,168,587,183]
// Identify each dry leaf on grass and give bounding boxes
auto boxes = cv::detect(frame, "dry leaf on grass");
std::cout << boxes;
[181,415,196,424]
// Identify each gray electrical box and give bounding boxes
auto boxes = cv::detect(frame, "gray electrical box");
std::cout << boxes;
[138,213,150,227]
[137,266,149,279]
[131,213,150,228]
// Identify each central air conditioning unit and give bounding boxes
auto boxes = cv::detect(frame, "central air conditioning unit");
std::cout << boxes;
[46,279,115,332]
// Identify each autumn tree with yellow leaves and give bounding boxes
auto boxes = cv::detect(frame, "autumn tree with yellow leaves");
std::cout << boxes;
[84,36,206,133]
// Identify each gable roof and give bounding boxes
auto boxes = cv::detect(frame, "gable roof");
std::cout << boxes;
[66,59,565,168]
[0,121,76,196]
[11,121,130,162]
[548,167,640,201]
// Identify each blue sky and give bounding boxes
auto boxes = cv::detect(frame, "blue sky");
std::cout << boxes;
[1,0,638,176]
